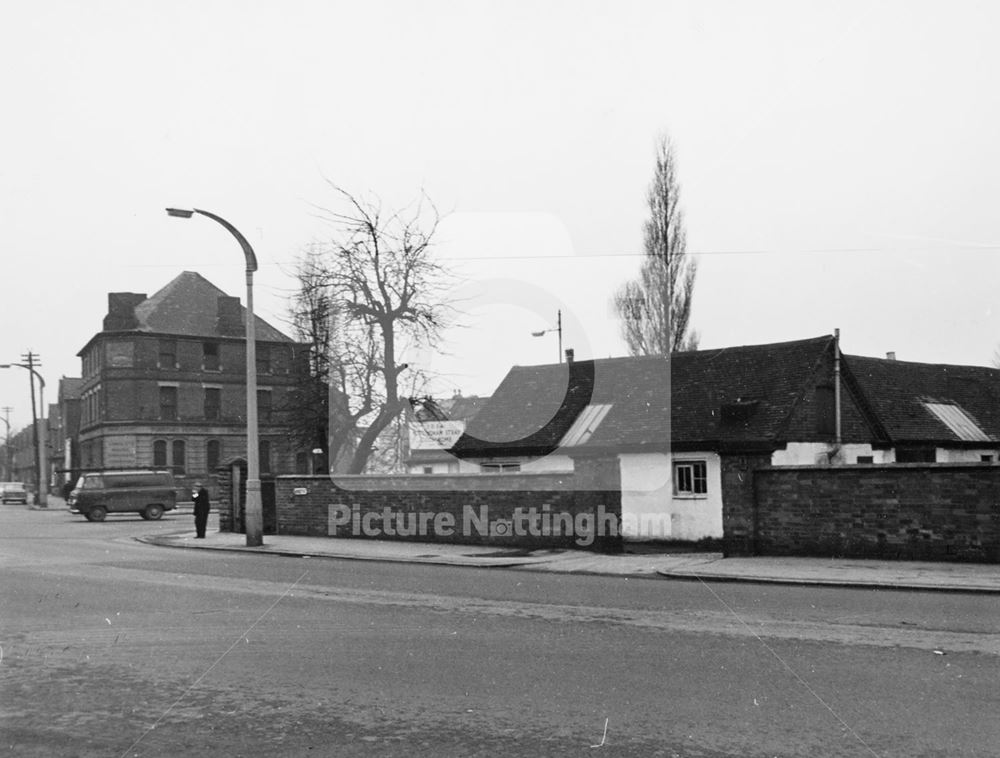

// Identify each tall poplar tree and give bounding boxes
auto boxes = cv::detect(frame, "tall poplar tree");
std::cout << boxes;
[614,135,698,355]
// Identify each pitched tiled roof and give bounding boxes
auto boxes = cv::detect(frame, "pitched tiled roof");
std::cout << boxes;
[438,395,489,421]
[453,336,839,456]
[844,355,1000,443]
[58,377,84,400]
[131,271,292,342]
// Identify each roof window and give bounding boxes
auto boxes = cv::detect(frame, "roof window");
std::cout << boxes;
[922,402,991,442]
[559,404,612,447]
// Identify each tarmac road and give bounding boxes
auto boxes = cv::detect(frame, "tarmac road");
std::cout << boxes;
[3,506,1000,757]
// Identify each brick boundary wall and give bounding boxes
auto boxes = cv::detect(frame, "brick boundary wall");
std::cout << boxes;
[273,470,623,552]
[746,463,1000,562]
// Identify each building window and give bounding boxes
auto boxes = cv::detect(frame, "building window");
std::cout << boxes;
[257,389,272,423]
[172,440,186,474]
[295,451,308,474]
[204,387,221,420]
[423,466,434,474]
[856,455,874,464]
[159,386,178,420]
[153,439,168,467]
[203,342,220,371]
[981,454,994,463]
[259,440,271,473]
[256,345,271,375]
[480,462,521,473]
[674,460,708,496]
[159,340,177,369]
[206,439,221,472]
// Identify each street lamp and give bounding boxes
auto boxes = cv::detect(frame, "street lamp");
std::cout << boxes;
[166,207,263,547]
[0,363,47,507]
[531,309,563,363]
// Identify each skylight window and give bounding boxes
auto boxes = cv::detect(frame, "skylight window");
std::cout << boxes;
[560,404,612,446]
[922,402,991,442]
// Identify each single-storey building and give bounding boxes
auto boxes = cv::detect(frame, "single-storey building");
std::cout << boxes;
[449,335,1000,542]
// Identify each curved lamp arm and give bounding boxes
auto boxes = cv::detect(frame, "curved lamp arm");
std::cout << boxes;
[166,208,258,273]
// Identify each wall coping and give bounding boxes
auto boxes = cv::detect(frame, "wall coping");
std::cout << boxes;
[275,472,578,492]
[758,462,1000,472]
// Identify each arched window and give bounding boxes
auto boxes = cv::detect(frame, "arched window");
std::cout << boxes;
[206,439,221,472]
[153,439,168,468]
[172,440,186,474]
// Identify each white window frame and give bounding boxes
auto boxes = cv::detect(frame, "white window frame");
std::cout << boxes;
[673,459,708,497]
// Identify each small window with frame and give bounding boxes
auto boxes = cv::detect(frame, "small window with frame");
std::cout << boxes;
[673,460,708,496]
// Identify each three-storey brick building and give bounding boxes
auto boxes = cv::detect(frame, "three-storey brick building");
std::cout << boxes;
[76,271,308,490]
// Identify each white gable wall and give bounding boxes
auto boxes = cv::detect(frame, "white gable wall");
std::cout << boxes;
[619,452,723,541]
[936,448,999,462]
[771,442,894,465]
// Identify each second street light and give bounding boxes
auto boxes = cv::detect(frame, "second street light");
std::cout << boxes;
[531,309,563,363]
[166,207,263,547]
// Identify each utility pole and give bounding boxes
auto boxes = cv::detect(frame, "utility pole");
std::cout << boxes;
[22,352,47,507]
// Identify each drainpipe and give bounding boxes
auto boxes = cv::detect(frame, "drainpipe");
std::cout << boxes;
[832,328,842,464]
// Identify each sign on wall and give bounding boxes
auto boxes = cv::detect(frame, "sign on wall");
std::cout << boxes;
[408,420,465,451]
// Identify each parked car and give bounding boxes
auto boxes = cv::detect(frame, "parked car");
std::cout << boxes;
[1,482,28,505]
[67,470,178,522]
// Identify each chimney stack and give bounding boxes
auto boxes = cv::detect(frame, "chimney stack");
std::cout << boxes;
[886,351,896,361]
[565,348,574,363]
[103,292,146,331]
[217,296,243,336]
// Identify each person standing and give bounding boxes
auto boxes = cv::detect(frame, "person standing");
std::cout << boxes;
[192,481,210,538]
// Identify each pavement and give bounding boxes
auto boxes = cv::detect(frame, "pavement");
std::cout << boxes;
[29,495,1000,592]
[141,524,1000,594]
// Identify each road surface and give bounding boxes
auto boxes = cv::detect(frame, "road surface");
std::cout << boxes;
[2,506,999,757]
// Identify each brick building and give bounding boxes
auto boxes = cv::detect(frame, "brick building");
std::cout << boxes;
[75,271,309,491]
[50,377,83,492]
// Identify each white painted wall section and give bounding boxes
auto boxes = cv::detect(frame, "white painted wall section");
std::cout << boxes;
[937,448,1000,463]
[771,443,893,465]
[619,452,722,541]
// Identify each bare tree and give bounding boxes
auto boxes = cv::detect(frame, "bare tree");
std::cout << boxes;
[289,186,451,474]
[613,135,699,355]
[285,247,336,471]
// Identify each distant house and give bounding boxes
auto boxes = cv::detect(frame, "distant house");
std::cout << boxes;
[450,335,1000,542]
[405,392,489,474]
[50,376,84,492]
[75,271,309,490]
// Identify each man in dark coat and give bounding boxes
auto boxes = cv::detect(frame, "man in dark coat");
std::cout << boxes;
[192,481,210,538]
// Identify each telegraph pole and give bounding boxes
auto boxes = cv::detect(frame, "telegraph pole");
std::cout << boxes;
[21,352,47,507]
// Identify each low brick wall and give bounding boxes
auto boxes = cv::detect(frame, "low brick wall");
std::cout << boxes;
[274,470,623,552]
[749,463,1000,562]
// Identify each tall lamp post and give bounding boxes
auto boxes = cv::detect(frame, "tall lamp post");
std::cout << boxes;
[531,309,563,363]
[166,207,263,547]
[1,362,47,507]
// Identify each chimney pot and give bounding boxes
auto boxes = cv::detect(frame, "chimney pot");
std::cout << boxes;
[565,348,574,363]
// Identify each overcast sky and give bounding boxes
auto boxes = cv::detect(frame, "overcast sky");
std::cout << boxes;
[2,1,999,431]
